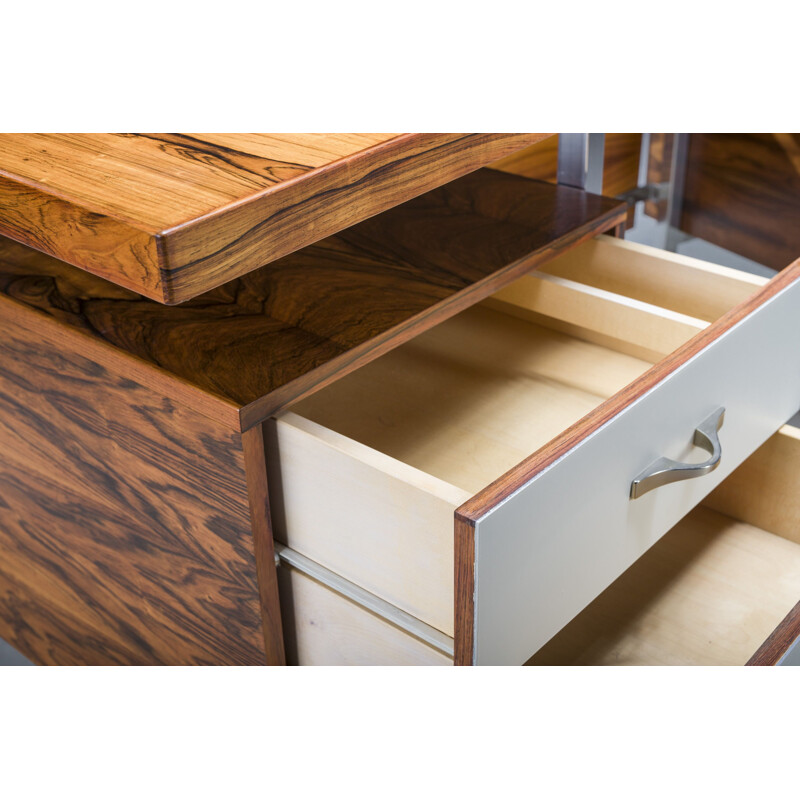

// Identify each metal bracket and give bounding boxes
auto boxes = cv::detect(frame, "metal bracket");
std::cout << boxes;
[617,181,670,205]
[557,133,606,194]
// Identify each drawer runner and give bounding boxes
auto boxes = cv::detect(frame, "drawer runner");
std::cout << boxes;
[275,543,454,659]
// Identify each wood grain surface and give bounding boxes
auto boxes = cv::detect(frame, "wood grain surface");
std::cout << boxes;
[0,310,269,665]
[454,516,475,666]
[747,601,800,665]
[0,133,550,303]
[680,133,800,270]
[0,170,626,431]
[242,423,285,665]
[704,425,800,546]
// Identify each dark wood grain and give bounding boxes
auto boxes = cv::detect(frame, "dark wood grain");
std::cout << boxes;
[680,133,800,270]
[0,309,268,665]
[0,169,626,432]
[242,424,285,665]
[747,601,800,666]
[0,133,550,303]
[454,256,800,664]
[454,516,475,666]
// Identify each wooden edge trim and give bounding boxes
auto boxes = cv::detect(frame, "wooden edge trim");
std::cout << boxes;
[238,201,628,431]
[161,134,553,303]
[457,255,800,522]
[160,134,553,237]
[0,293,241,431]
[454,514,476,666]
[747,601,800,666]
[159,134,425,233]
[242,424,286,666]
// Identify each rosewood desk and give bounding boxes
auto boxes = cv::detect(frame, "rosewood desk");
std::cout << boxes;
[1,133,798,666]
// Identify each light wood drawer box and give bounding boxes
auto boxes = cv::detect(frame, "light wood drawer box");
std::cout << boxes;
[277,423,800,666]
[270,236,800,665]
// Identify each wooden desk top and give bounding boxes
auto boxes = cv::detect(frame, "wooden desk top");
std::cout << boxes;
[0,133,550,304]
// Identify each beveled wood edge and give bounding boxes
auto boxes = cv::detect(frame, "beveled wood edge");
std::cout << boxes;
[162,134,552,236]
[454,516,476,666]
[242,424,286,665]
[0,292,241,430]
[747,601,800,666]
[455,255,800,523]
[0,172,166,302]
[160,134,425,232]
[1,137,449,240]
[238,200,627,431]
[162,134,554,304]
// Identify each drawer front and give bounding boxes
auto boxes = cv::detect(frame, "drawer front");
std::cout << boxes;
[457,261,800,665]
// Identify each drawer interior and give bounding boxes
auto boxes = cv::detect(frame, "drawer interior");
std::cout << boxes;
[288,235,768,496]
[273,235,777,641]
[527,424,800,666]
[290,303,653,495]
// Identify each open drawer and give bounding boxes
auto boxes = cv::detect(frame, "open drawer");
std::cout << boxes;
[529,423,800,666]
[268,235,800,665]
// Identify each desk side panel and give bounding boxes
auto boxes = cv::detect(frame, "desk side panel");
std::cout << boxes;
[0,305,269,664]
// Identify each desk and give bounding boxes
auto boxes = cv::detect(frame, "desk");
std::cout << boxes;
[1,134,798,666]
[0,132,627,664]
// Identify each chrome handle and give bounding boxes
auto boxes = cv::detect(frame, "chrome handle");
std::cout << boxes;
[630,407,725,500]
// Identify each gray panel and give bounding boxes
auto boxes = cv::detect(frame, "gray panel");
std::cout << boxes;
[0,638,32,666]
[778,636,800,666]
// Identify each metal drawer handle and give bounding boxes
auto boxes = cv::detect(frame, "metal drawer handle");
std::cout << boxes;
[630,407,725,500]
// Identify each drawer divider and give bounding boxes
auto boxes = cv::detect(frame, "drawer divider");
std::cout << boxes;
[490,270,709,358]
